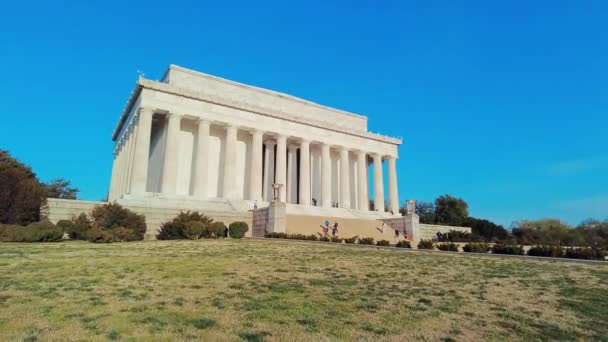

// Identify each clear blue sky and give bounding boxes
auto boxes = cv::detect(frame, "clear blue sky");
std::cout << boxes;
[1,0,606,227]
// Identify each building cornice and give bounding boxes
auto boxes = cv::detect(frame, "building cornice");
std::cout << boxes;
[168,64,368,122]
[134,78,402,145]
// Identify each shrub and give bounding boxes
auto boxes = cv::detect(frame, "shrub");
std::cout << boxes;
[90,203,146,241]
[564,247,606,261]
[417,239,434,250]
[376,240,390,246]
[228,222,248,239]
[395,240,411,248]
[436,242,459,252]
[70,213,93,240]
[343,236,358,244]
[330,237,343,243]
[492,244,524,255]
[319,236,331,242]
[157,211,213,240]
[56,219,74,236]
[358,237,374,245]
[0,221,63,242]
[265,232,286,239]
[207,222,226,238]
[527,245,564,258]
[437,230,471,242]
[186,221,205,240]
[462,243,491,253]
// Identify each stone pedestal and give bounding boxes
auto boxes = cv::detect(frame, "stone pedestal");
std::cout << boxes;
[268,201,286,233]
[403,213,420,245]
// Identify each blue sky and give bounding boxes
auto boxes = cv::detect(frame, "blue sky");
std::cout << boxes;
[1,0,606,227]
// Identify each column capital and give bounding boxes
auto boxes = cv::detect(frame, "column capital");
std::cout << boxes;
[249,128,264,136]
[264,140,276,147]
[196,117,211,124]
[371,152,382,159]
[138,107,155,115]
[166,112,183,120]
[288,144,299,152]
[339,146,350,153]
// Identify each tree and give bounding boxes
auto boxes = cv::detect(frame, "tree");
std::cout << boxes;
[42,178,79,199]
[0,150,43,225]
[434,194,469,226]
[511,219,574,246]
[415,201,437,224]
[466,217,509,242]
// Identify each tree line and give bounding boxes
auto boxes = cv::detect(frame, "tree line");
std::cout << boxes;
[402,194,608,248]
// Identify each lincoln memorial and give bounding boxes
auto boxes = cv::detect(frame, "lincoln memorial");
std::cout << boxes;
[44,65,473,240]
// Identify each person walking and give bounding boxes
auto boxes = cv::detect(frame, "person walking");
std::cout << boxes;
[332,221,339,238]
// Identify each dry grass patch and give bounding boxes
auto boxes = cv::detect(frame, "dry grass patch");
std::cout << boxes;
[0,240,607,341]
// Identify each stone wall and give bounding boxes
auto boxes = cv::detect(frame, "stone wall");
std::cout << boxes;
[43,198,252,240]
[419,224,472,241]
[252,207,269,237]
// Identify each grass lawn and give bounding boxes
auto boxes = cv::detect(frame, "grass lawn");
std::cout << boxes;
[1,240,607,341]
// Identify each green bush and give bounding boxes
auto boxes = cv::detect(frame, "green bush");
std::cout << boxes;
[527,245,564,258]
[417,239,434,250]
[70,213,92,240]
[319,236,331,242]
[265,232,286,239]
[157,211,213,240]
[436,242,459,252]
[330,237,343,243]
[56,219,74,235]
[376,240,390,246]
[90,203,146,242]
[436,230,471,242]
[343,236,358,244]
[358,237,374,245]
[186,221,205,240]
[395,240,411,248]
[207,222,226,238]
[0,221,63,242]
[564,247,606,261]
[491,244,524,255]
[228,221,248,239]
[462,243,491,253]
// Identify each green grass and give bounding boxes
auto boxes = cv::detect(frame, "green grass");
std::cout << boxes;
[0,240,607,341]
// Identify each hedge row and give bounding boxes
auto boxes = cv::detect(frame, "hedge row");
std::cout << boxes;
[156,211,248,240]
[419,241,606,261]
[264,232,382,246]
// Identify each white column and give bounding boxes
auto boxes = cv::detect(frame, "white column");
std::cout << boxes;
[162,113,181,194]
[388,156,399,215]
[287,145,297,203]
[357,151,369,211]
[222,125,238,198]
[193,119,210,199]
[125,123,138,194]
[299,140,311,206]
[339,147,350,209]
[108,149,119,201]
[275,135,287,202]
[263,141,275,201]
[321,143,331,208]
[120,130,131,196]
[373,153,385,212]
[114,143,124,199]
[131,107,153,195]
[249,130,264,202]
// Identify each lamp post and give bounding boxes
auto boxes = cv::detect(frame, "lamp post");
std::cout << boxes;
[272,183,283,202]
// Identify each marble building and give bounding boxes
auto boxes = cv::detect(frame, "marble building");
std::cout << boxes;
[108,65,402,221]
